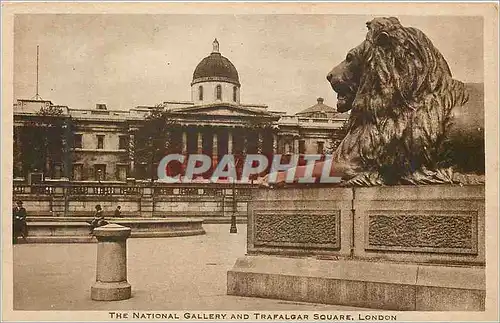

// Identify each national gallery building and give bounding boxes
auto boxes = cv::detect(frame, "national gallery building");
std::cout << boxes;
[13,39,348,183]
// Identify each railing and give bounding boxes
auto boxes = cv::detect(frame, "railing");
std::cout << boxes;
[13,185,26,194]
[202,188,224,196]
[154,187,174,196]
[13,181,256,199]
[30,185,56,195]
[120,186,143,195]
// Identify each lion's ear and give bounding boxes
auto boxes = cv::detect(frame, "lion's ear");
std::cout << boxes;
[375,31,391,47]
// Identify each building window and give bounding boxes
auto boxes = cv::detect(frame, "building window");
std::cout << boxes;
[317,141,324,154]
[74,134,83,148]
[119,136,128,150]
[216,85,222,100]
[72,164,83,181]
[233,86,237,102]
[312,112,327,118]
[299,140,306,154]
[136,163,148,180]
[97,135,104,149]
[198,86,203,100]
[52,162,63,179]
[94,164,106,181]
[116,165,128,181]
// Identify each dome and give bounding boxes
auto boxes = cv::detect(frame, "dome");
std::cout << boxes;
[192,39,240,86]
[296,97,349,119]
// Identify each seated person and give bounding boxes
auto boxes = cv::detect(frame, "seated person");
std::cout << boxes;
[88,204,108,234]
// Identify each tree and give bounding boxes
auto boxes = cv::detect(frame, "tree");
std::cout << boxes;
[19,105,69,178]
[133,106,181,180]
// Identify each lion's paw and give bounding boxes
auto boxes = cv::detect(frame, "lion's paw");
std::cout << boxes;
[341,172,385,187]
[400,167,454,185]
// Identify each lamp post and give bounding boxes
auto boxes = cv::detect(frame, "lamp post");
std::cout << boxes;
[228,157,238,233]
[148,136,160,185]
[151,148,159,185]
[229,175,237,233]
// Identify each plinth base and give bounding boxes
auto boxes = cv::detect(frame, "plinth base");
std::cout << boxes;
[91,281,131,301]
[227,256,485,311]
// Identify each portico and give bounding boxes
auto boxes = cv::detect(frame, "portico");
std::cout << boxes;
[138,103,280,179]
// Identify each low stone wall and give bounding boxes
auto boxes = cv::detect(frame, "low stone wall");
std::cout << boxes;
[229,185,486,311]
[27,222,94,243]
[21,218,205,243]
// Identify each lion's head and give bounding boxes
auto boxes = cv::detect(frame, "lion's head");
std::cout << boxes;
[326,17,471,185]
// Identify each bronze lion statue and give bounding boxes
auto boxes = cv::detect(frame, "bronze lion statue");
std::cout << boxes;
[326,17,484,185]
[260,17,484,187]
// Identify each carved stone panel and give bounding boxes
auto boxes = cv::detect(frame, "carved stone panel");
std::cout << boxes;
[253,210,341,250]
[365,210,477,254]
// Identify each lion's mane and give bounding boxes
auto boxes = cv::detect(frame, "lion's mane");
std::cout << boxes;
[333,17,469,185]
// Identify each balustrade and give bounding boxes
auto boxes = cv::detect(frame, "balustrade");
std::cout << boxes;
[30,185,55,195]
[235,188,252,197]
[119,186,142,195]
[203,188,223,196]
[154,187,174,196]
[179,187,199,195]
[90,186,114,196]
[13,185,27,194]
[69,186,88,195]
[13,182,254,200]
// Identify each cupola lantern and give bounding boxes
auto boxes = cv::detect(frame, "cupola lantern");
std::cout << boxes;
[212,38,220,53]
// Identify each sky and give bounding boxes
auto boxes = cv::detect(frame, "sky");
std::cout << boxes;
[14,14,483,114]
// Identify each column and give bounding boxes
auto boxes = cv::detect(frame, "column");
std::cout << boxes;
[182,130,187,154]
[197,131,203,154]
[62,122,71,179]
[272,134,278,154]
[212,132,218,165]
[242,133,247,155]
[257,131,263,154]
[164,130,171,152]
[128,129,136,178]
[228,130,233,154]
[293,137,299,154]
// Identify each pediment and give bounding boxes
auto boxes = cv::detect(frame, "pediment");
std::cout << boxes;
[172,104,275,118]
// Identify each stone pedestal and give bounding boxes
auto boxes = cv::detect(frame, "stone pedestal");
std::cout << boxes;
[91,224,132,301]
[228,185,486,311]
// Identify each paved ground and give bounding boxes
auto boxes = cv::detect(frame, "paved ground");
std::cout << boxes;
[13,224,368,311]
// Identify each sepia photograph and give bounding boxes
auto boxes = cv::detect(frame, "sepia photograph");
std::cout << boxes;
[2,2,498,322]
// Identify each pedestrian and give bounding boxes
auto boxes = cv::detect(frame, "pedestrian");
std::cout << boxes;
[13,200,28,244]
[88,204,108,234]
[114,205,122,217]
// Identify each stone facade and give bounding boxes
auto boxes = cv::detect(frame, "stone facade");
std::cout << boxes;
[12,39,348,183]
[13,99,347,182]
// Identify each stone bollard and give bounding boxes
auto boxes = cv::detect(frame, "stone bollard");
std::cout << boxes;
[91,224,132,301]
